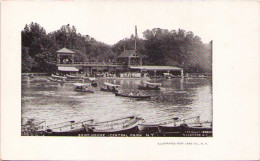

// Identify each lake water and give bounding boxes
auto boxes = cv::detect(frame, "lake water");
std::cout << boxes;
[22,76,212,126]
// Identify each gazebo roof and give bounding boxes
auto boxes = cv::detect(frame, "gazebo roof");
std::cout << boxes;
[118,50,140,58]
[56,48,75,54]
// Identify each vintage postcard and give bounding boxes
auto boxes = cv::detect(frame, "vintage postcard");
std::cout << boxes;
[21,24,212,138]
[1,0,259,160]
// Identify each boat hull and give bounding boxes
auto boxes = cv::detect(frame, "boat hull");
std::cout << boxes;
[115,92,151,99]
[86,125,138,134]
[138,86,160,90]
[74,89,94,93]
[138,124,159,132]
[158,124,212,137]
[44,128,86,136]
[100,87,118,92]
[158,125,187,133]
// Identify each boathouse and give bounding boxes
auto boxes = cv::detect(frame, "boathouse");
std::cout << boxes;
[117,50,142,67]
[54,25,184,77]
[56,47,124,76]
[55,47,183,77]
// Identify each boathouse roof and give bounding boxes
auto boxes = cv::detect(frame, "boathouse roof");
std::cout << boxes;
[130,66,183,71]
[58,66,79,72]
[118,50,140,58]
[56,48,75,54]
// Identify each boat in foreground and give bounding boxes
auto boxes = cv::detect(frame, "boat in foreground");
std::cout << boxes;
[85,116,143,134]
[73,83,94,93]
[157,116,212,136]
[138,81,161,90]
[40,119,94,136]
[138,117,179,132]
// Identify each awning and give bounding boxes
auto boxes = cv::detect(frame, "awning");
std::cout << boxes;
[58,67,79,72]
[130,66,183,71]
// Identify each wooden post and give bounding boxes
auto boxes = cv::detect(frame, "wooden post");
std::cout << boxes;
[181,69,184,78]
[180,78,184,90]
[72,54,74,64]
[57,53,60,64]
[128,57,131,67]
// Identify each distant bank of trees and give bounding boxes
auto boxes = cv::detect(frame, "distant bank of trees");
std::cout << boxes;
[22,22,212,73]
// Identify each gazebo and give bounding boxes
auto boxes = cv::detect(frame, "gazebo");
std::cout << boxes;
[56,48,79,75]
[56,47,76,64]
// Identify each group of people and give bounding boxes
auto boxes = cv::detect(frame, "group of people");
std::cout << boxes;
[118,89,144,96]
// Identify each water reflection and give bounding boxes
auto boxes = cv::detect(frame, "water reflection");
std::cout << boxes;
[22,76,212,125]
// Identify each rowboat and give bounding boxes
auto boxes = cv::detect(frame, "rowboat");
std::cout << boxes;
[138,81,161,90]
[157,116,212,134]
[40,119,94,136]
[66,74,82,79]
[65,75,85,82]
[48,77,57,82]
[85,116,143,134]
[115,92,151,99]
[36,120,75,135]
[100,82,120,92]
[51,74,67,79]
[50,74,67,82]
[138,117,179,132]
[73,83,94,93]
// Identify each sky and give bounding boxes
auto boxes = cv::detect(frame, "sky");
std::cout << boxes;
[11,1,215,45]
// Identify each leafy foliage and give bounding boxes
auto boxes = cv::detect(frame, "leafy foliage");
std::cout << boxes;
[142,28,212,72]
[22,23,212,73]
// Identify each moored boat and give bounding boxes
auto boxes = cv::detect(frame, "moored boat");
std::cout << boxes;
[138,81,161,90]
[50,74,67,82]
[36,120,76,135]
[85,116,143,134]
[115,92,151,99]
[100,82,120,92]
[138,117,179,132]
[157,116,212,136]
[65,74,85,82]
[66,74,82,79]
[48,77,57,82]
[51,74,67,79]
[42,119,95,136]
[73,83,94,93]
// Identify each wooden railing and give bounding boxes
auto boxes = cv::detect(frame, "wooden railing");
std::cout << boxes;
[57,62,123,66]
[57,62,142,67]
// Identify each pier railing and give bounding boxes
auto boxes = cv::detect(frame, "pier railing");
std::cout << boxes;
[56,62,143,67]
[57,62,124,67]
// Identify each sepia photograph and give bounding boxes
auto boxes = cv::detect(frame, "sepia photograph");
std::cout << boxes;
[21,6,213,137]
[1,1,259,160]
